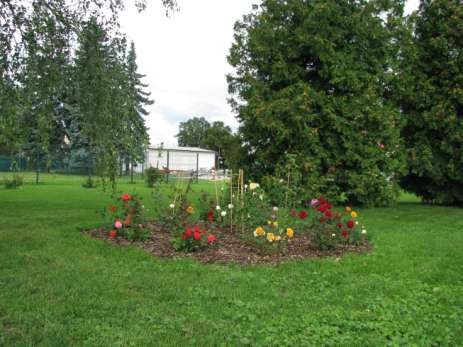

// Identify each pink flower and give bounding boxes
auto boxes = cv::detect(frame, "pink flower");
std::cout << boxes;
[114,220,122,229]
[193,231,201,241]
[310,199,319,207]
[185,228,192,238]
[207,234,217,244]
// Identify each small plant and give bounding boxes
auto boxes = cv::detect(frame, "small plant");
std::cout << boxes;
[173,225,217,252]
[3,175,23,189]
[82,176,97,189]
[104,193,149,241]
[145,167,162,188]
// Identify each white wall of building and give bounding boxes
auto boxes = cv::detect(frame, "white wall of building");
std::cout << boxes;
[138,148,216,173]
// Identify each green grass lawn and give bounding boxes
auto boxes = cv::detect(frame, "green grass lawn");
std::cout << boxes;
[1,174,462,346]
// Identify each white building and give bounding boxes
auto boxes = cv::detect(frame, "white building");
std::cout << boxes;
[137,146,217,173]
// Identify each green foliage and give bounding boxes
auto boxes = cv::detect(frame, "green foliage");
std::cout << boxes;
[145,167,162,188]
[172,226,217,252]
[228,0,406,206]
[82,176,97,189]
[104,193,149,241]
[2,175,23,189]
[397,0,463,205]
[176,117,243,169]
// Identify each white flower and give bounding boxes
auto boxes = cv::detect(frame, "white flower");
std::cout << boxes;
[273,206,279,212]
[355,221,359,225]
[279,178,284,183]
[244,184,248,190]
[169,203,175,209]
[361,229,367,234]
[216,205,221,211]
[252,192,256,196]
[259,194,264,201]
[332,233,336,237]
[221,211,227,217]
[253,230,258,237]
[249,182,259,190]
[228,204,234,209]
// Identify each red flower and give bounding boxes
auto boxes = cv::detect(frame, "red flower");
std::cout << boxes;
[207,234,217,244]
[123,218,131,226]
[181,233,187,241]
[289,209,297,217]
[346,220,355,229]
[110,205,117,212]
[193,226,200,233]
[299,210,308,219]
[341,229,348,238]
[193,231,201,241]
[324,210,333,218]
[326,203,332,209]
[122,194,131,201]
[185,228,192,238]
[207,211,214,222]
[336,223,342,228]
[318,206,327,213]
[108,230,117,238]
[319,196,326,204]
[201,229,207,235]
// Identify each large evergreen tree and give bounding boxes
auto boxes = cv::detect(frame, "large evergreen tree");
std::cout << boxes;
[398,0,463,205]
[228,0,406,206]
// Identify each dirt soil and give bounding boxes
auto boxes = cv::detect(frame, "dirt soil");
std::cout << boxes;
[84,224,372,266]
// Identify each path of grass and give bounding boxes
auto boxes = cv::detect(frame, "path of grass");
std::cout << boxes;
[1,174,462,346]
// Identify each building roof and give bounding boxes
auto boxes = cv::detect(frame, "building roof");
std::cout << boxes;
[148,146,216,154]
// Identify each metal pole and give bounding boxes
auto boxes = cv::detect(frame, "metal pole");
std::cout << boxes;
[166,150,170,183]
[196,152,199,183]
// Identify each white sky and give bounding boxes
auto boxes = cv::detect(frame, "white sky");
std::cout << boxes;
[120,0,420,147]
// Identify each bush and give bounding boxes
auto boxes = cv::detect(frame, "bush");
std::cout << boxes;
[104,193,149,241]
[3,175,23,189]
[172,225,217,252]
[145,167,162,188]
[82,176,97,188]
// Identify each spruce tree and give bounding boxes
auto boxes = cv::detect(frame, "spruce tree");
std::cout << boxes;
[399,0,463,205]
[228,0,406,206]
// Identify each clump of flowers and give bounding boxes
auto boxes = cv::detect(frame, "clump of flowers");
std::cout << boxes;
[105,193,148,241]
[250,206,295,253]
[173,225,217,252]
[309,196,368,249]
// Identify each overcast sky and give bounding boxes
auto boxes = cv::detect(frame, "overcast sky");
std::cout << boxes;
[120,0,420,147]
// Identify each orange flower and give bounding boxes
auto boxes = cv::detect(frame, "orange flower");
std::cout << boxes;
[186,206,194,214]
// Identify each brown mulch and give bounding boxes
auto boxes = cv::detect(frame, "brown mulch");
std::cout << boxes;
[83,224,372,266]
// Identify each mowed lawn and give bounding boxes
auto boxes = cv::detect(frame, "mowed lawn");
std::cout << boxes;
[1,174,462,346]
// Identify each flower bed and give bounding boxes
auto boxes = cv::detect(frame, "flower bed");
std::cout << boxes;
[87,179,372,265]
[85,223,371,266]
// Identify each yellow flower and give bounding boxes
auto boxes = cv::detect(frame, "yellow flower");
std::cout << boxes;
[186,206,194,214]
[267,220,272,225]
[266,232,275,242]
[286,228,294,238]
[351,211,358,218]
[273,221,279,228]
[345,206,352,212]
[255,226,265,236]
[275,235,281,241]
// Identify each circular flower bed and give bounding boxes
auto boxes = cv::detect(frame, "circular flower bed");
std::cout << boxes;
[84,223,371,266]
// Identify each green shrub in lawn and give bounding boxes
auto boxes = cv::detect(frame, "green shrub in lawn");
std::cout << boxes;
[82,176,97,189]
[145,167,162,187]
[3,175,23,189]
